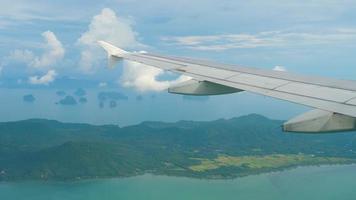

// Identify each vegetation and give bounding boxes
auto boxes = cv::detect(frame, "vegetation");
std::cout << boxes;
[1,114,356,181]
[189,154,353,172]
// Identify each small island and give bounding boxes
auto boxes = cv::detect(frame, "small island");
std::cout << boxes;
[58,95,77,105]
[23,94,35,103]
[98,91,128,101]
[109,100,117,108]
[97,91,128,108]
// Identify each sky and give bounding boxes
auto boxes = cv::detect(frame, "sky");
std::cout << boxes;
[1,0,356,123]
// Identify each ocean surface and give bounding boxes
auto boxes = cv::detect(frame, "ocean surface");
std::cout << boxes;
[1,165,355,200]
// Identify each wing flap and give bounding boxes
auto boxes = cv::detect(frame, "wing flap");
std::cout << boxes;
[129,54,185,70]
[168,79,243,95]
[275,82,356,103]
[227,73,290,89]
[346,98,356,106]
[181,64,241,79]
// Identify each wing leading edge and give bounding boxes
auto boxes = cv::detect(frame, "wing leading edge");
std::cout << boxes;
[98,41,356,133]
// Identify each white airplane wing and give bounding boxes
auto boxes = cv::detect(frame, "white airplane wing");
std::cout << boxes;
[98,41,356,133]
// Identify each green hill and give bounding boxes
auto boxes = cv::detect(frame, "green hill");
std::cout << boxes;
[1,114,356,181]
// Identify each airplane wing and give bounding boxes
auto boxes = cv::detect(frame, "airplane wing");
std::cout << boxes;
[98,41,356,133]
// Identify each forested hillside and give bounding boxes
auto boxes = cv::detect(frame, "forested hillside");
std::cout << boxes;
[1,114,356,181]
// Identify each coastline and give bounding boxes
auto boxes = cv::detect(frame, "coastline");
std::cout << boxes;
[2,162,355,183]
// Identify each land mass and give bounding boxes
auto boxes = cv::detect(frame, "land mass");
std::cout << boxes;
[57,95,77,105]
[0,114,356,181]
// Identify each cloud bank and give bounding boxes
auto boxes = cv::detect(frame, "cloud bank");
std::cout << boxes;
[121,61,192,92]
[273,66,287,72]
[32,31,65,68]
[29,70,57,85]
[162,29,356,51]
[9,31,64,68]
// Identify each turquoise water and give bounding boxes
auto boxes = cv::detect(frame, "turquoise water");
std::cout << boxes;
[1,165,355,200]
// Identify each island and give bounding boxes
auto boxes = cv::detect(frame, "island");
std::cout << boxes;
[0,114,355,181]
[57,95,77,105]
[109,100,117,108]
[97,91,128,108]
[97,91,128,101]
[23,94,35,103]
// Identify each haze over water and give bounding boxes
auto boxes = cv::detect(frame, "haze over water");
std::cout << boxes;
[1,165,355,200]
[0,89,304,126]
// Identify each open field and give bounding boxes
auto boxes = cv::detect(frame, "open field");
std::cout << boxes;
[189,154,354,172]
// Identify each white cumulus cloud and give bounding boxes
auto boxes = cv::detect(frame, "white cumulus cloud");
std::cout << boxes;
[32,31,65,68]
[77,8,141,73]
[9,31,64,69]
[29,70,57,85]
[121,61,192,92]
[162,29,356,51]
[78,8,190,92]
[273,66,287,72]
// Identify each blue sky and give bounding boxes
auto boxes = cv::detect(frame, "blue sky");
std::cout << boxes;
[1,0,356,78]
[1,0,356,123]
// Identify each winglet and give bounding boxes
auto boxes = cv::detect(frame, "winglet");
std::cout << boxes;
[97,41,128,68]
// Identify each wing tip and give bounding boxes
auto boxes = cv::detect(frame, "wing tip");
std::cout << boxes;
[97,40,128,57]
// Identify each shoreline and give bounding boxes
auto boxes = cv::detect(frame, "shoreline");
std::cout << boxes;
[2,162,355,183]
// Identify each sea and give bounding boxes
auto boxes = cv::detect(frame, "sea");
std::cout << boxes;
[0,88,350,200]
[0,88,306,126]
[1,165,355,200]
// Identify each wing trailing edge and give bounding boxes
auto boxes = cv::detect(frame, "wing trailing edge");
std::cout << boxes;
[168,79,243,96]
